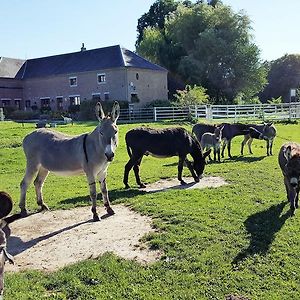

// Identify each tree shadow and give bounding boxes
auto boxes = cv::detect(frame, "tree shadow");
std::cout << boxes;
[232,201,290,266]
[59,189,145,205]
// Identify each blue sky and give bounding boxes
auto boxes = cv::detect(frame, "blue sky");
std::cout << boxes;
[0,0,299,61]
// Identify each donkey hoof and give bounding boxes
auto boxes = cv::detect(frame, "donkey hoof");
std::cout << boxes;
[106,207,115,216]
[194,177,200,183]
[139,183,146,188]
[180,180,187,185]
[20,209,28,218]
[93,214,100,222]
[124,184,130,189]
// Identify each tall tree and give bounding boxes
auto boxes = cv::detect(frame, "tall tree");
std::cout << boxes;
[136,0,179,47]
[136,1,267,104]
[259,54,300,102]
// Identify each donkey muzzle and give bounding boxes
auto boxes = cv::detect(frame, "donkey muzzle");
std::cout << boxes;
[290,177,298,188]
[105,152,114,162]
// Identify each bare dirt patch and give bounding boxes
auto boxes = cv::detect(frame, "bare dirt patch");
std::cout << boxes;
[143,176,228,193]
[6,205,160,272]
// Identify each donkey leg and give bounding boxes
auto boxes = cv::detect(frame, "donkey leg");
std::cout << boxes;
[184,158,199,183]
[19,164,39,217]
[266,140,270,156]
[247,138,253,155]
[133,158,145,188]
[269,139,274,156]
[178,157,187,185]
[99,175,114,216]
[241,136,248,155]
[285,177,296,215]
[34,167,49,211]
[86,174,99,222]
[221,140,227,158]
[123,158,135,189]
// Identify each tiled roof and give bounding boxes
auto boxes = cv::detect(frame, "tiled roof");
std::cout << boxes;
[0,57,25,78]
[13,45,166,79]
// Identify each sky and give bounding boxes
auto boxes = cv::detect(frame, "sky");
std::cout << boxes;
[0,0,299,62]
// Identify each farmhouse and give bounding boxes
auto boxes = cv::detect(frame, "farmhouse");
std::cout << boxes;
[0,44,168,111]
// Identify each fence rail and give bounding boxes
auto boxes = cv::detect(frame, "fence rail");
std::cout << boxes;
[118,103,300,123]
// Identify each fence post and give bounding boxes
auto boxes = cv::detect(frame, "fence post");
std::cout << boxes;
[0,108,4,121]
[154,107,157,122]
[289,103,292,121]
[194,105,197,119]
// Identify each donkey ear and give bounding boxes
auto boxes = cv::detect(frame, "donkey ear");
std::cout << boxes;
[95,102,105,121]
[111,101,120,122]
[284,145,292,161]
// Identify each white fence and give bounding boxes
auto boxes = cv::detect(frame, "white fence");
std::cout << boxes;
[119,103,300,123]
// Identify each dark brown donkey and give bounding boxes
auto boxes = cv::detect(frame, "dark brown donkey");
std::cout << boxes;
[123,127,211,189]
[0,192,22,297]
[278,142,300,215]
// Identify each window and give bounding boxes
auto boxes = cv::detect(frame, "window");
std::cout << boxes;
[104,92,109,100]
[56,97,63,111]
[131,93,139,103]
[25,100,31,108]
[69,76,77,87]
[92,93,101,101]
[15,99,21,109]
[40,98,50,108]
[1,99,11,107]
[97,73,106,84]
[69,96,80,105]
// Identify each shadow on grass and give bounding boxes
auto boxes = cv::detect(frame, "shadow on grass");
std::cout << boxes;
[233,201,290,266]
[163,156,266,167]
[59,188,145,205]
[223,155,266,163]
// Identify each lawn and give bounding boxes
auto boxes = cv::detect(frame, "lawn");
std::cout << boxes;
[0,120,299,300]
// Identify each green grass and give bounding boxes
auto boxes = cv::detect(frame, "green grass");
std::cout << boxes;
[1,120,300,300]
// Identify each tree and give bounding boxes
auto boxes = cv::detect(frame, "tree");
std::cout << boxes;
[136,0,179,47]
[259,54,300,103]
[136,1,267,104]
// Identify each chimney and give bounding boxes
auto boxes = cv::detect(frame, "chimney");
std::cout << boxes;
[81,43,86,52]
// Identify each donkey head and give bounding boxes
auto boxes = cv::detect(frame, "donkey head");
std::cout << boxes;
[191,139,211,180]
[95,101,120,162]
[284,146,300,189]
[214,125,224,142]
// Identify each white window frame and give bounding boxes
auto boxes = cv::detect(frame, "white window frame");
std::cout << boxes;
[97,73,106,84]
[40,97,51,108]
[69,76,77,87]
[69,95,81,105]
[92,93,101,100]
[1,98,11,107]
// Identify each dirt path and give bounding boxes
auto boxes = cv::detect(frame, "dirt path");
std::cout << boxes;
[6,205,160,272]
[6,176,228,272]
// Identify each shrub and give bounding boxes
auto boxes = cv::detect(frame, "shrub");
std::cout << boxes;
[174,85,209,106]
[9,110,39,120]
